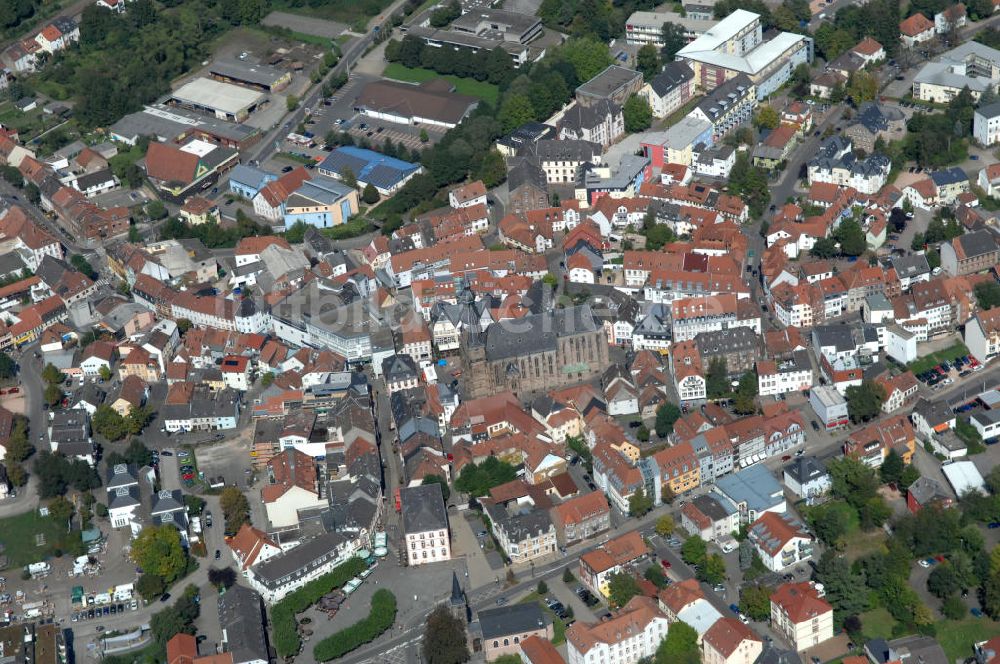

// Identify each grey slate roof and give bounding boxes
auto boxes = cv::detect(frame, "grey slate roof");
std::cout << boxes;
[482,305,598,362]
[648,62,695,97]
[889,254,930,280]
[477,602,547,640]
[218,585,270,664]
[853,102,904,133]
[559,99,621,134]
[400,483,448,534]
[782,456,828,485]
[930,166,968,187]
[694,327,760,358]
[695,73,753,123]
[252,531,351,588]
[954,229,999,259]
[523,139,601,163]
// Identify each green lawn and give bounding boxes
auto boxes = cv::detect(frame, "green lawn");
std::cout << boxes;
[382,63,500,106]
[860,607,896,640]
[935,617,1000,662]
[907,342,969,375]
[0,510,69,569]
[661,95,704,128]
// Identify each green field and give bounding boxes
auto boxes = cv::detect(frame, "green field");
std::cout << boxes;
[907,342,970,375]
[935,617,1000,662]
[859,607,896,640]
[269,0,395,26]
[382,63,500,106]
[0,510,69,570]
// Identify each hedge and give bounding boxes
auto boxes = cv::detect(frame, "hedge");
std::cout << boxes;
[313,589,397,661]
[271,557,367,658]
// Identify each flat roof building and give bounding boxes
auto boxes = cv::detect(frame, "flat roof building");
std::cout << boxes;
[575,65,644,107]
[451,8,542,44]
[625,10,718,47]
[168,77,265,123]
[209,58,292,93]
[676,9,813,100]
[108,103,261,150]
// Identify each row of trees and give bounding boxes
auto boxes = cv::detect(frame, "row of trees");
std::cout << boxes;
[159,211,270,249]
[680,535,726,585]
[313,589,397,661]
[272,558,368,657]
[454,457,517,497]
[1,416,32,488]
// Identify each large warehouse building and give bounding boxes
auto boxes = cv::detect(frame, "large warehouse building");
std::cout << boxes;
[354,79,479,129]
[168,78,265,123]
[209,59,292,93]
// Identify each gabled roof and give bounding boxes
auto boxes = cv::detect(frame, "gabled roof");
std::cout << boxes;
[145,142,199,185]
[900,12,934,36]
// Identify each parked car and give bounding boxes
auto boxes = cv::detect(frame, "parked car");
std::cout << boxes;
[729,603,740,614]
[972,607,984,617]
[987,522,1000,529]
[660,560,672,570]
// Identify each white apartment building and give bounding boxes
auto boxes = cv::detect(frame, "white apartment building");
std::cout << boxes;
[770,582,834,652]
[975,101,1000,146]
[566,596,669,664]
[757,352,813,396]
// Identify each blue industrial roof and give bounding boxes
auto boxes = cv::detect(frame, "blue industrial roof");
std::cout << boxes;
[318,147,419,190]
[714,464,784,513]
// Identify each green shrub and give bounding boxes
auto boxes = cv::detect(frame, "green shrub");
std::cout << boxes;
[271,558,367,657]
[313,589,397,661]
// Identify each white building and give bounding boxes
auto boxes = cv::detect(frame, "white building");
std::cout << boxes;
[757,352,812,396]
[975,101,1000,146]
[566,596,669,664]
[400,483,451,566]
[247,531,356,603]
[782,456,831,500]
[748,512,813,572]
[965,308,1000,363]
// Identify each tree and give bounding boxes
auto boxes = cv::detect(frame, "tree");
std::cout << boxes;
[812,503,853,546]
[828,457,880,509]
[880,449,905,486]
[739,584,773,621]
[660,22,687,60]
[220,486,251,535]
[846,71,878,104]
[207,566,237,590]
[125,439,153,467]
[42,363,65,385]
[733,370,758,415]
[48,495,75,530]
[126,404,154,436]
[656,515,675,537]
[5,461,26,488]
[563,568,575,583]
[423,605,469,664]
[44,384,63,408]
[941,594,967,620]
[92,405,128,441]
[636,425,650,442]
[859,496,892,530]
[976,282,1000,310]
[845,380,887,423]
[645,563,668,588]
[176,319,192,335]
[145,200,167,221]
[420,129,430,143]
[70,254,96,278]
[361,184,380,205]
[811,237,838,259]
[655,620,699,664]
[654,402,681,438]
[286,95,299,111]
[136,572,166,600]
[681,535,707,567]
[98,365,112,381]
[814,550,870,621]
[754,105,779,130]
[0,352,16,380]
[537,579,548,594]
[131,525,187,583]
[698,554,726,585]
[498,93,535,133]
[636,44,660,81]
[628,487,653,517]
[422,475,451,503]
[607,572,642,607]
[454,458,517,497]
[834,218,867,257]
[706,357,730,399]
[927,564,960,598]
[341,167,357,189]
[429,0,460,27]
[623,95,652,133]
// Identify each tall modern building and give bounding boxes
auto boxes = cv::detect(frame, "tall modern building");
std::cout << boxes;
[676,9,813,99]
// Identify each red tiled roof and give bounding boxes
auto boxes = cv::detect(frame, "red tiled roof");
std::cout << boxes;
[145,142,199,184]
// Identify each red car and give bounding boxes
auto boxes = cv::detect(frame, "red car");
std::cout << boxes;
[182,473,195,480]
[934,555,946,563]
[660,560,672,570]
[781,455,792,461]
[8,387,18,393]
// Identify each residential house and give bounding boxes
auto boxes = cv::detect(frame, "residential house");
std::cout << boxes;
[770,582,834,651]
[478,604,553,662]
[640,62,696,119]
[782,456,831,500]
[680,493,740,544]
[565,596,668,664]
[900,13,935,47]
[702,617,763,664]
[748,511,813,572]
[549,491,611,545]
[578,531,649,597]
